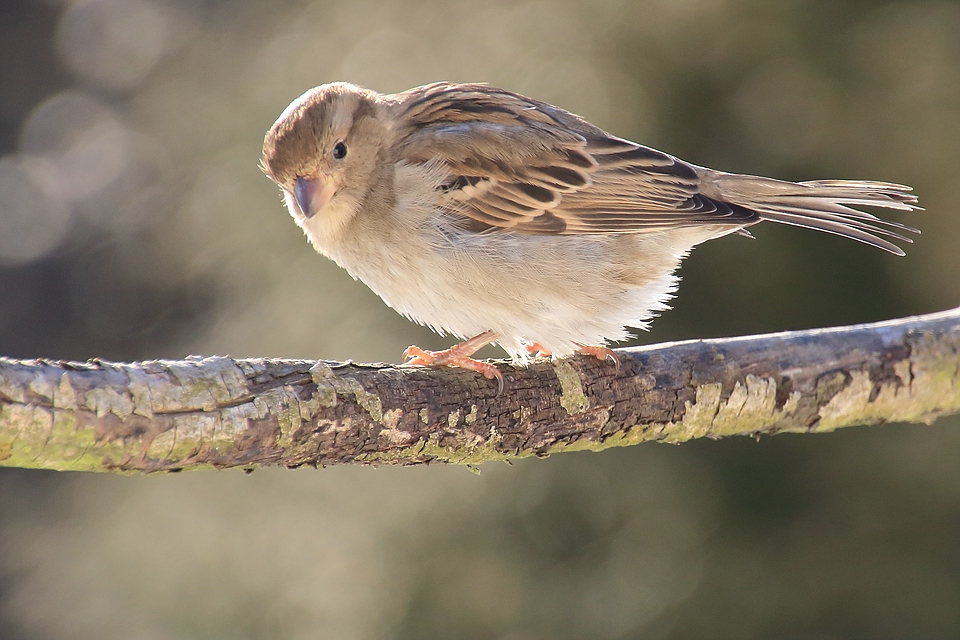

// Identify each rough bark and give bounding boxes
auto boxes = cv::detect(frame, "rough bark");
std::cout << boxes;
[1,308,959,473]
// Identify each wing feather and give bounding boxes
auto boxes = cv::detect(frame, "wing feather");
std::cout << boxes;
[392,83,917,252]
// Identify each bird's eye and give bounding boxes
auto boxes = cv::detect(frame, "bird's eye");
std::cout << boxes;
[332,141,347,160]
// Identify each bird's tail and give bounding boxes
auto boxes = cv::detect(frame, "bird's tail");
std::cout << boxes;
[702,171,921,255]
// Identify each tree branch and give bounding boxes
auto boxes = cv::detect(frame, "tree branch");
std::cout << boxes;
[1,308,959,473]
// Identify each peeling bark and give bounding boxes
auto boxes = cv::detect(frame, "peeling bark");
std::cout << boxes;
[1,308,959,473]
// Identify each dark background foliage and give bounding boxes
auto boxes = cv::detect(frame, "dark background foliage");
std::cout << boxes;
[0,0,958,638]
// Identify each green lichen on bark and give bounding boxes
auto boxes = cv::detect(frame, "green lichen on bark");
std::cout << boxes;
[817,331,960,431]
[553,361,589,415]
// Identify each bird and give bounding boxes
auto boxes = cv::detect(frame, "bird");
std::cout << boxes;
[261,81,919,389]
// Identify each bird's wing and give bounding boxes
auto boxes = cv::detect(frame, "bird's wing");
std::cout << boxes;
[394,82,758,234]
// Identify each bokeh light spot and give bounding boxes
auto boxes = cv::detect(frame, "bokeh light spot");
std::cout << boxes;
[56,0,189,91]
[0,157,72,266]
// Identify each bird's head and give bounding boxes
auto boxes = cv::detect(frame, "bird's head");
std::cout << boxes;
[261,82,393,240]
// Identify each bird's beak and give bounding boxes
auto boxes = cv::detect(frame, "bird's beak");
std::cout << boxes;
[293,175,337,218]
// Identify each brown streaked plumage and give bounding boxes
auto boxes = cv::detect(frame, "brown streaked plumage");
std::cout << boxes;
[262,81,920,386]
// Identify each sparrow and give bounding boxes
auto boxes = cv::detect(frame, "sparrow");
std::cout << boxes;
[261,81,919,388]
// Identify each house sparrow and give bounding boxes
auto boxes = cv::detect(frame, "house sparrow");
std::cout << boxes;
[261,81,919,388]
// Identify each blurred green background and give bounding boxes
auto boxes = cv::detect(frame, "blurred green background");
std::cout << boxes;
[1,0,959,638]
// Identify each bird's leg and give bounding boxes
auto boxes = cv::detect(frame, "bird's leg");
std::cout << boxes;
[575,344,620,371]
[403,330,503,391]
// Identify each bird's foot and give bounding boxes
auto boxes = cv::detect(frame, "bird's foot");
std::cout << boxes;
[575,344,620,372]
[402,330,503,392]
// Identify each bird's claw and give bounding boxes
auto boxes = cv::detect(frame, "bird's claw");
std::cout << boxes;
[524,342,553,359]
[575,345,620,372]
[402,345,430,363]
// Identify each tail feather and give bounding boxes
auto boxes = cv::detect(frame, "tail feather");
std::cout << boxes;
[755,203,917,240]
[704,173,921,255]
[750,208,912,255]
